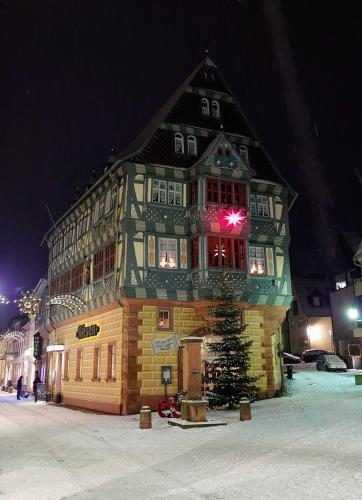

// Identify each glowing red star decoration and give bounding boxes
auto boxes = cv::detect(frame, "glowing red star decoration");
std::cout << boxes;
[224,209,245,227]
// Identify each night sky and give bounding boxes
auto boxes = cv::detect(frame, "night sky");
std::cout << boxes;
[1,0,362,328]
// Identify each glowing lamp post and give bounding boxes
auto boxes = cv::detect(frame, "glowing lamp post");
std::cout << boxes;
[347,308,359,320]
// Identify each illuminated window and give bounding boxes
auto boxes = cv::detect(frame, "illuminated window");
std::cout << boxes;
[174,133,184,154]
[207,236,246,270]
[159,238,177,269]
[201,97,210,116]
[158,310,170,329]
[336,281,346,290]
[187,135,197,156]
[191,237,199,268]
[249,246,265,275]
[211,100,220,119]
[168,182,182,206]
[250,194,270,217]
[93,347,101,380]
[152,179,167,204]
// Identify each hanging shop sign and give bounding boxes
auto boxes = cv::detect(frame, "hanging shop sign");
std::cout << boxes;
[33,332,43,360]
[151,335,179,355]
[76,324,100,340]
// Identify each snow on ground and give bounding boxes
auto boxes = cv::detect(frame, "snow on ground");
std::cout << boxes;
[2,367,362,500]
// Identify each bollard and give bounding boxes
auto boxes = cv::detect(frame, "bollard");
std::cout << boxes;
[286,365,293,380]
[239,398,251,421]
[139,405,152,429]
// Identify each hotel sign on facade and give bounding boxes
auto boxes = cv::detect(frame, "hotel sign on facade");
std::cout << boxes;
[76,324,100,340]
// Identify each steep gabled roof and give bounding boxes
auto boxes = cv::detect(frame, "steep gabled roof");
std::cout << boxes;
[118,55,295,201]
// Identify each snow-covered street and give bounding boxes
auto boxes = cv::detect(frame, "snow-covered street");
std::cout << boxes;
[2,367,362,500]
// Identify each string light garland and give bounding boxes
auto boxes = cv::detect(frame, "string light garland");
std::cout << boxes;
[0,293,9,305]
[14,290,40,318]
[47,293,86,313]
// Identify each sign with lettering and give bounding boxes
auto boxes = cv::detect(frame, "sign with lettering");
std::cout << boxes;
[33,333,42,360]
[151,335,179,355]
[76,324,100,340]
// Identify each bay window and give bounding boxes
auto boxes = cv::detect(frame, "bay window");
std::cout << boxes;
[207,236,246,270]
[206,178,246,207]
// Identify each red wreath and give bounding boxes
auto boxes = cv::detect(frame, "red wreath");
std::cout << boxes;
[157,398,181,418]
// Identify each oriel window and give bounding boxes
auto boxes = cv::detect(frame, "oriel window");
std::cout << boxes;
[249,246,266,275]
[152,179,167,204]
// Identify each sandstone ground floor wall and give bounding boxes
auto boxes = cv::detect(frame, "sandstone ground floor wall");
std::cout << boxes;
[120,299,287,413]
[49,299,287,415]
[51,304,123,414]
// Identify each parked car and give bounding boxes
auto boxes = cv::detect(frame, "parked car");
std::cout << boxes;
[282,352,301,364]
[301,349,330,362]
[316,354,347,372]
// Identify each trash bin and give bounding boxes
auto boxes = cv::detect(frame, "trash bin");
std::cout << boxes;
[45,392,51,403]
[286,365,293,380]
[355,374,362,385]
[55,393,62,405]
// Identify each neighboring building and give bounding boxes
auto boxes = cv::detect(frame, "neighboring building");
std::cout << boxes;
[41,55,295,414]
[0,315,31,389]
[329,233,362,361]
[288,275,333,355]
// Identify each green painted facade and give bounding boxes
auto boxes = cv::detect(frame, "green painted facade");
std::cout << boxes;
[44,56,295,323]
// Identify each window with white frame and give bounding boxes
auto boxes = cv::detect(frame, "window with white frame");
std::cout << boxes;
[187,135,197,156]
[159,238,177,269]
[250,194,270,217]
[93,199,100,224]
[201,97,210,116]
[211,100,220,118]
[152,179,167,204]
[168,182,182,206]
[239,145,249,165]
[105,190,111,214]
[99,194,106,218]
[152,180,182,206]
[174,133,184,154]
[249,246,266,275]
[110,184,117,210]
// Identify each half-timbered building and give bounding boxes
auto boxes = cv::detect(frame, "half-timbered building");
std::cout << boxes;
[42,55,295,414]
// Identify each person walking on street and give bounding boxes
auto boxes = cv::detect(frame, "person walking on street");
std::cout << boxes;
[33,371,41,403]
[16,376,23,400]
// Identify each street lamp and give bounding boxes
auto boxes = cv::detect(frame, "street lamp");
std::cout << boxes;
[347,308,359,320]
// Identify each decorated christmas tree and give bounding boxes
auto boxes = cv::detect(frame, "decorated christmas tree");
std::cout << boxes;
[205,273,259,409]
